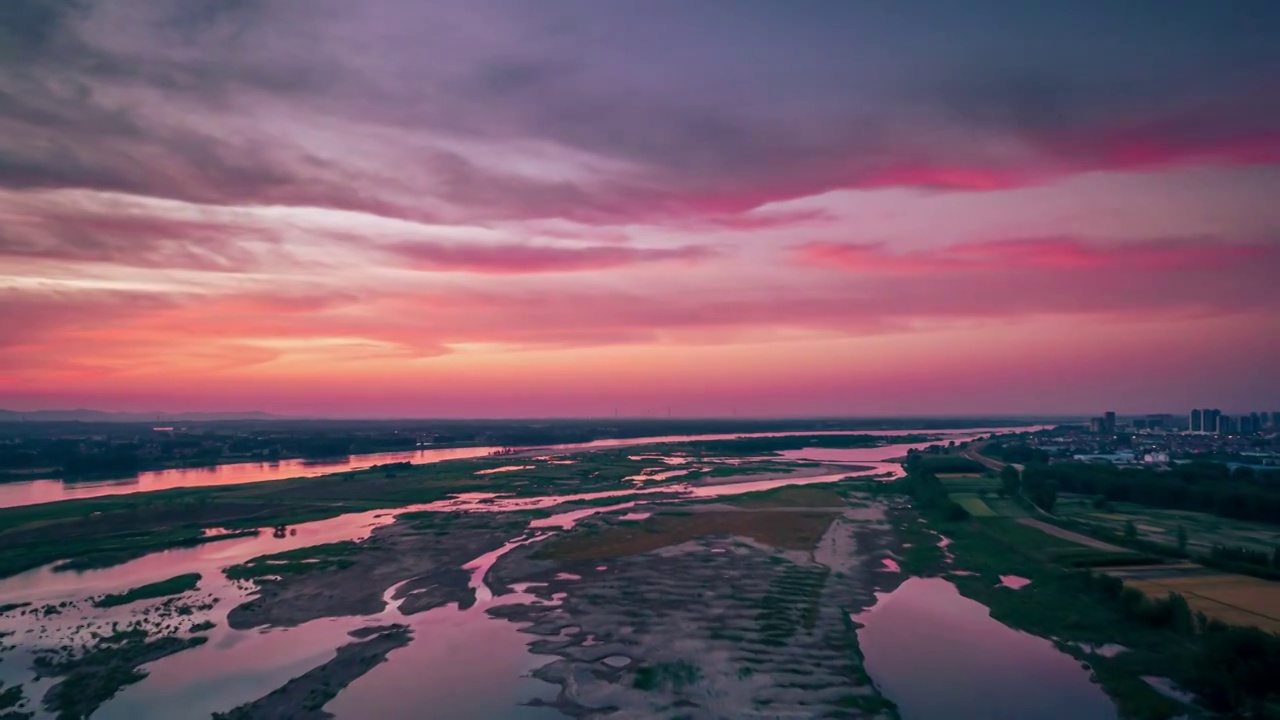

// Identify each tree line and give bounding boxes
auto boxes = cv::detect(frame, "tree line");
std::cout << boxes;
[1020,461,1280,525]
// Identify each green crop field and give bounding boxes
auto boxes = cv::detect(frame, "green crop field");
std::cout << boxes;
[952,493,998,517]
[1054,494,1280,556]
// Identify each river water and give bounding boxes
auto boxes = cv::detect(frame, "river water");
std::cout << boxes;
[854,577,1117,720]
[0,426,1038,509]
[0,426,1111,720]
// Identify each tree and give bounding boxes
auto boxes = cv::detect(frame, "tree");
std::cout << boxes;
[1177,525,1188,552]
[1024,476,1057,512]
[1189,626,1280,713]
[1125,520,1138,540]
[1033,480,1058,512]
[1000,465,1022,497]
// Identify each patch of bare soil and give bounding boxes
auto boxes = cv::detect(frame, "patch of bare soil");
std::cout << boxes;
[225,513,529,629]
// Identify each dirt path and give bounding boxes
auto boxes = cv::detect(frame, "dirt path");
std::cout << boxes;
[1016,518,1132,553]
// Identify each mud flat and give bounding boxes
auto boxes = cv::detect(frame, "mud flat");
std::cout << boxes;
[483,486,907,718]
[0,444,929,718]
[35,629,209,719]
[213,624,412,720]
[224,511,533,629]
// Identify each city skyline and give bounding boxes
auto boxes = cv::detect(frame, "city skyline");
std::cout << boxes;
[2,1,1279,416]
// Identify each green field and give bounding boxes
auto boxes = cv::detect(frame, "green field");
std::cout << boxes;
[983,497,1029,517]
[939,480,1001,494]
[1054,494,1280,556]
[951,493,997,517]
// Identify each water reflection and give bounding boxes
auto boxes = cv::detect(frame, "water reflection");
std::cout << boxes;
[97,617,369,720]
[325,596,562,720]
[0,427,1041,509]
[0,427,1043,719]
[854,578,1116,720]
[0,446,496,509]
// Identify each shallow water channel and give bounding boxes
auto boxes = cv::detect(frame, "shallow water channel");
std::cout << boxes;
[0,427,1041,508]
[854,577,1117,720]
[1,428,1083,719]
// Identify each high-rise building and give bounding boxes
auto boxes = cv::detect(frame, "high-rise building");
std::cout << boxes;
[1218,415,1236,435]
[1190,409,1202,432]
[1104,411,1116,434]
[1273,411,1280,429]
[1204,409,1222,434]
[1240,415,1255,435]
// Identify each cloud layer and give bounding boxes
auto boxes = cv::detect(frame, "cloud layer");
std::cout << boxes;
[2,0,1279,414]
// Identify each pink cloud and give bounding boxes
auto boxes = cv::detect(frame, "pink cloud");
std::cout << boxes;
[797,236,1278,275]
[387,242,713,274]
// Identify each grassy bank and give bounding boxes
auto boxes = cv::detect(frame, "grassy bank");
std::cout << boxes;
[223,542,361,581]
[93,573,202,608]
[875,464,1280,719]
[0,450,800,579]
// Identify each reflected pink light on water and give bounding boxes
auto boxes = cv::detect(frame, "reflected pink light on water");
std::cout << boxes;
[0,427,1036,509]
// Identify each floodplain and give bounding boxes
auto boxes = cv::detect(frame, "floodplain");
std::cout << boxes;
[2,426,1263,720]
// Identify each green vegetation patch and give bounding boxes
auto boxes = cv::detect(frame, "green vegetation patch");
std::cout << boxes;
[1045,548,1161,569]
[0,449,752,578]
[897,467,1280,719]
[901,515,1191,718]
[976,518,1108,556]
[913,455,988,474]
[1,681,29,715]
[732,485,846,509]
[224,541,362,581]
[951,494,997,517]
[982,497,1029,517]
[0,524,258,579]
[35,633,207,720]
[94,573,201,608]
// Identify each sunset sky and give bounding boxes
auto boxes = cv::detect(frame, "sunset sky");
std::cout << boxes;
[2,1,1279,417]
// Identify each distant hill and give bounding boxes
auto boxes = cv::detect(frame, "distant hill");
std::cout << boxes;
[0,409,284,422]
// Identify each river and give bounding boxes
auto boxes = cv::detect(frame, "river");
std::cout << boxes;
[1,457,908,719]
[855,577,1117,720]
[2,427,1098,719]
[0,426,1040,508]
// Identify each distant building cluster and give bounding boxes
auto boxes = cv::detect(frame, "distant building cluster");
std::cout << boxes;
[1088,411,1118,434]
[1189,408,1278,435]
[1079,409,1280,437]
[1037,411,1280,471]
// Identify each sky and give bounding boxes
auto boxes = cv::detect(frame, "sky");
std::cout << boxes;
[2,0,1279,417]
